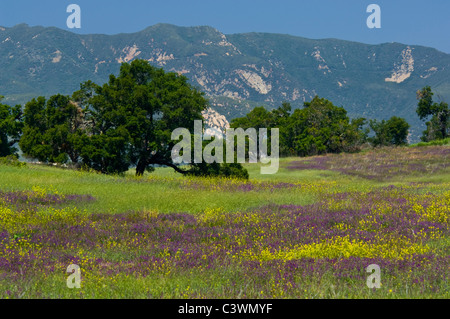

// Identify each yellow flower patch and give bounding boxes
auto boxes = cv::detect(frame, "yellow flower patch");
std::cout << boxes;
[240,235,430,261]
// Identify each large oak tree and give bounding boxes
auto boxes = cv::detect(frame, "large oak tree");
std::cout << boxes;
[78,59,208,176]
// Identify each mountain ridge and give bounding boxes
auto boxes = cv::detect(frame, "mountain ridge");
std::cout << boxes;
[1,23,450,141]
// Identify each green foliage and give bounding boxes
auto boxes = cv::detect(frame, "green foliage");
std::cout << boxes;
[175,136,249,180]
[187,162,249,180]
[369,116,410,147]
[292,96,366,156]
[18,60,248,178]
[0,96,23,157]
[416,86,449,142]
[19,95,84,163]
[409,137,450,147]
[76,129,131,175]
[230,104,284,159]
[231,97,367,157]
[0,155,26,168]
[77,59,212,176]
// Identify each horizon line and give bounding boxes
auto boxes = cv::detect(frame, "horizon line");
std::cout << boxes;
[2,22,449,55]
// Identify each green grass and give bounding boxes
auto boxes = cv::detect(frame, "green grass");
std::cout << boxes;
[1,147,447,214]
[0,162,321,214]
[1,145,449,299]
[409,138,450,147]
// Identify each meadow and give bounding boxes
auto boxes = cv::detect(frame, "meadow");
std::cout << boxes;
[0,144,449,299]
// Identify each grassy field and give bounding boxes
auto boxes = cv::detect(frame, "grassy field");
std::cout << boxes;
[0,145,449,298]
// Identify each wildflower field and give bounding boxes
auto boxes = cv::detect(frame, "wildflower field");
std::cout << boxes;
[0,145,449,299]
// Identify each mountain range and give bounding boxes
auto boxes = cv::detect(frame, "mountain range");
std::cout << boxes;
[1,23,450,141]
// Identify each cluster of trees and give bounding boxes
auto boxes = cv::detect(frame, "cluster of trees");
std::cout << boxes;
[231,96,410,157]
[0,57,447,176]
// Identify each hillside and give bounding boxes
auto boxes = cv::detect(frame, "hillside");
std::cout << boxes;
[1,23,450,141]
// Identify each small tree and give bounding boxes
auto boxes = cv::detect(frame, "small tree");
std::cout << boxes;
[416,86,449,142]
[369,116,410,147]
[387,116,410,145]
[290,96,363,156]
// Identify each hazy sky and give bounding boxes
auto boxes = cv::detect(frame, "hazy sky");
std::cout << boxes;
[1,0,449,53]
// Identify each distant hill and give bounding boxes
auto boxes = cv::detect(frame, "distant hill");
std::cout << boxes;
[1,23,450,141]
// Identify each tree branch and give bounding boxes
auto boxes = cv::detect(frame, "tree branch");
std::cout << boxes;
[152,160,191,175]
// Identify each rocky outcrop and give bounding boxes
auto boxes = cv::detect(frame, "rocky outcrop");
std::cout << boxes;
[385,46,414,83]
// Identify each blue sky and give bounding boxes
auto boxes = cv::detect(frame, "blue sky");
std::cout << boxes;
[1,0,449,53]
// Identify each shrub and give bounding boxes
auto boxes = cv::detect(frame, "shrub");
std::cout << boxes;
[0,155,26,168]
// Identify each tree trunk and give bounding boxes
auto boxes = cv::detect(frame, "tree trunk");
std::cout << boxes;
[159,161,189,175]
[137,156,190,176]
[136,158,148,176]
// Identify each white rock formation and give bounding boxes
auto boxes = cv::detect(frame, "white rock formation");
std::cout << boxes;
[385,46,414,83]
[52,50,62,63]
[235,70,272,94]
[202,107,230,136]
[116,44,142,63]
